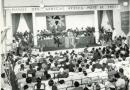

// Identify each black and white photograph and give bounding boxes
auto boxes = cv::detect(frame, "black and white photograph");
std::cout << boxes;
[0,0,130,90]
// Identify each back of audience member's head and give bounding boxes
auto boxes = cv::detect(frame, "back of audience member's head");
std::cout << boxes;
[92,48,95,51]
[48,52,50,55]
[88,82,92,87]
[58,80,65,84]
[46,73,51,80]
[36,77,41,83]
[37,67,41,71]
[1,88,4,90]
[91,68,95,72]
[26,77,32,83]
[24,85,28,90]
[76,64,79,67]
[109,77,115,82]
[1,73,5,78]
[84,59,87,63]
[20,64,24,69]
[96,83,101,90]
[84,87,89,90]
[48,79,54,86]
[95,49,99,52]
[83,71,87,76]
[44,70,48,75]
[37,82,41,89]
[78,67,82,72]
[86,64,89,69]
[89,61,92,65]
[74,81,79,87]
[114,72,120,79]
[29,64,33,69]
[119,68,124,74]
[22,73,26,78]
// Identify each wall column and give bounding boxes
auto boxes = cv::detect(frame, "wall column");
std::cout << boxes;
[32,12,37,46]
[5,11,13,52]
[94,10,99,44]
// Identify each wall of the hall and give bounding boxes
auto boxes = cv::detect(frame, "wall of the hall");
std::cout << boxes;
[35,13,46,31]
[112,3,129,38]
[35,13,94,31]
[66,14,94,30]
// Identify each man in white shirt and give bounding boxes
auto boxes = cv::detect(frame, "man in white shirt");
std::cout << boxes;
[114,73,126,90]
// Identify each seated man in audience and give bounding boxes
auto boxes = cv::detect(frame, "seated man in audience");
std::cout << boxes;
[42,70,51,80]
[119,68,129,90]
[27,65,36,77]
[18,73,27,89]
[72,81,83,90]
[35,67,43,78]
[114,73,126,90]
[57,68,69,78]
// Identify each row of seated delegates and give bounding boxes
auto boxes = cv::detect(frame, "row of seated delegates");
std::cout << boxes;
[114,36,127,46]
[66,67,129,90]
[16,56,129,89]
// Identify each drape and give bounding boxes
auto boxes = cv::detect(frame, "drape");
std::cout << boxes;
[98,10,103,30]
[23,13,33,33]
[106,10,114,30]
[12,14,20,35]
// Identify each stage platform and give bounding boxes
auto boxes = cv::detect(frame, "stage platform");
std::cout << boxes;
[37,36,96,51]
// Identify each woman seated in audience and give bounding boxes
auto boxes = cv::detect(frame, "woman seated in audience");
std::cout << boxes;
[25,77,33,90]
[46,79,58,90]
[23,85,29,90]
[35,67,43,78]
[34,78,45,90]
[27,65,36,77]
[87,82,93,90]
[18,73,27,89]
[57,68,69,78]
[119,68,129,90]
[114,72,126,90]
[73,81,83,90]
[105,77,116,90]
[42,70,51,80]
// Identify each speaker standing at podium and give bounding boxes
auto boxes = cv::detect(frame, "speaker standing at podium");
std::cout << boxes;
[65,30,76,48]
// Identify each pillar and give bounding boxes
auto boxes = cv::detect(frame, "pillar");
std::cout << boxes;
[32,12,38,46]
[94,10,99,44]
[5,11,13,52]
[0,0,7,55]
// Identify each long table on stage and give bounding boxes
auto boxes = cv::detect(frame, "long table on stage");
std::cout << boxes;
[38,36,95,49]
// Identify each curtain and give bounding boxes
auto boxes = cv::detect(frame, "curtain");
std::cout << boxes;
[98,10,103,30]
[23,13,33,33]
[12,14,20,35]
[106,10,114,30]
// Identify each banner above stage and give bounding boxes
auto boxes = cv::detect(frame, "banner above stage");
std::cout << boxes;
[5,4,120,13]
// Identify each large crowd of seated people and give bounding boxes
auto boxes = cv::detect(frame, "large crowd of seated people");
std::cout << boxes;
[1,36,130,90]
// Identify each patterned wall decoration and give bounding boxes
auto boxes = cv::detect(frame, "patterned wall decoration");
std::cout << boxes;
[46,15,66,33]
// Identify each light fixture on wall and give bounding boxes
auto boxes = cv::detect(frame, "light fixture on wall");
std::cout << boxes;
[123,1,128,6]
[40,0,44,8]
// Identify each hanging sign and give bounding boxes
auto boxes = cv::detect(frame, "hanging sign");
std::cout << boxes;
[5,5,120,13]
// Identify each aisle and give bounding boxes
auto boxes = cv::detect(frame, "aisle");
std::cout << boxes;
[41,45,104,56]
[9,68,19,90]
